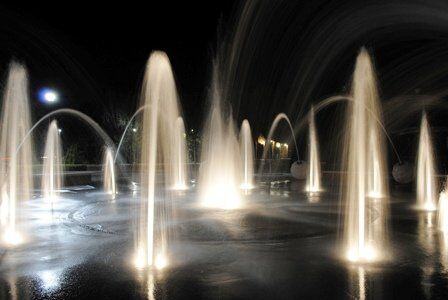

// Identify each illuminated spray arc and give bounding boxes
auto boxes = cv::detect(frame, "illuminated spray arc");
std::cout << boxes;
[258,113,300,174]
[417,113,437,211]
[41,121,63,205]
[343,48,389,263]
[0,63,33,246]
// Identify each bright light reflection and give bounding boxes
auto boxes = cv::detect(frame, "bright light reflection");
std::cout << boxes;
[367,191,383,198]
[346,245,377,263]
[154,254,168,270]
[240,183,254,190]
[202,184,241,209]
[3,229,23,246]
[39,270,60,291]
[305,185,322,193]
[172,183,188,191]
[134,248,146,269]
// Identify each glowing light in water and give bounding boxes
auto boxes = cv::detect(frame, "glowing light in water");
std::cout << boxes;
[199,107,241,209]
[239,120,254,190]
[306,106,321,193]
[103,147,117,197]
[3,228,23,246]
[343,49,389,263]
[0,63,33,246]
[42,121,63,206]
[136,51,182,268]
[154,253,168,270]
[417,112,437,211]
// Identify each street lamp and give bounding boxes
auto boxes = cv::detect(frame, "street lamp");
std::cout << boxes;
[38,88,59,104]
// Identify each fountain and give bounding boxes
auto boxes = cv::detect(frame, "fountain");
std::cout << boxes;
[259,113,300,175]
[0,63,33,246]
[416,112,437,211]
[439,186,448,232]
[41,120,63,206]
[199,64,242,209]
[239,119,254,190]
[306,106,322,193]
[343,48,389,263]
[172,117,188,190]
[135,51,183,269]
[103,147,116,197]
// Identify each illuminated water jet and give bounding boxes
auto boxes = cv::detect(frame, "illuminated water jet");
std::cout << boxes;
[199,107,241,209]
[41,120,63,207]
[199,65,242,209]
[136,51,182,268]
[416,112,437,211]
[103,147,116,197]
[0,63,33,246]
[172,117,188,190]
[239,119,254,190]
[343,48,389,263]
[306,106,321,193]
[439,189,448,232]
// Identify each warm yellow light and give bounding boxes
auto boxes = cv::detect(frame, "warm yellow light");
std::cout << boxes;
[346,245,377,263]
[257,136,266,146]
[172,183,188,191]
[423,202,437,211]
[134,248,146,269]
[283,143,288,147]
[275,142,281,149]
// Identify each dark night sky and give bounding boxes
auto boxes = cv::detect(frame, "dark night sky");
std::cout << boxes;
[4,1,448,166]
[0,1,235,130]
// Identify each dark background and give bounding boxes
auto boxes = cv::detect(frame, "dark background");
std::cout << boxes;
[2,0,448,168]
[0,1,235,162]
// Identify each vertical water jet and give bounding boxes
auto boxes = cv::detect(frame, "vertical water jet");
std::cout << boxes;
[198,65,242,209]
[41,120,63,206]
[416,112,437,211]
[0,63,33,245]
[103,147,116,198]
[172,117,188,190]
[135,51,182,269]
[239,119,254,190]
[306,106,321,192]
[343,48,389,263]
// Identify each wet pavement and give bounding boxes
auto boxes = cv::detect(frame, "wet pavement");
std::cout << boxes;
[0,179,447,299]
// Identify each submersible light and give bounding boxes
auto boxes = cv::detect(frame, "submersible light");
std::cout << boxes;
[3,228,23,246]
[346,245,377,263]
[240,183,254,190]
[172,183,188,191]
[134,247,146,269]
[155,254,168,270]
